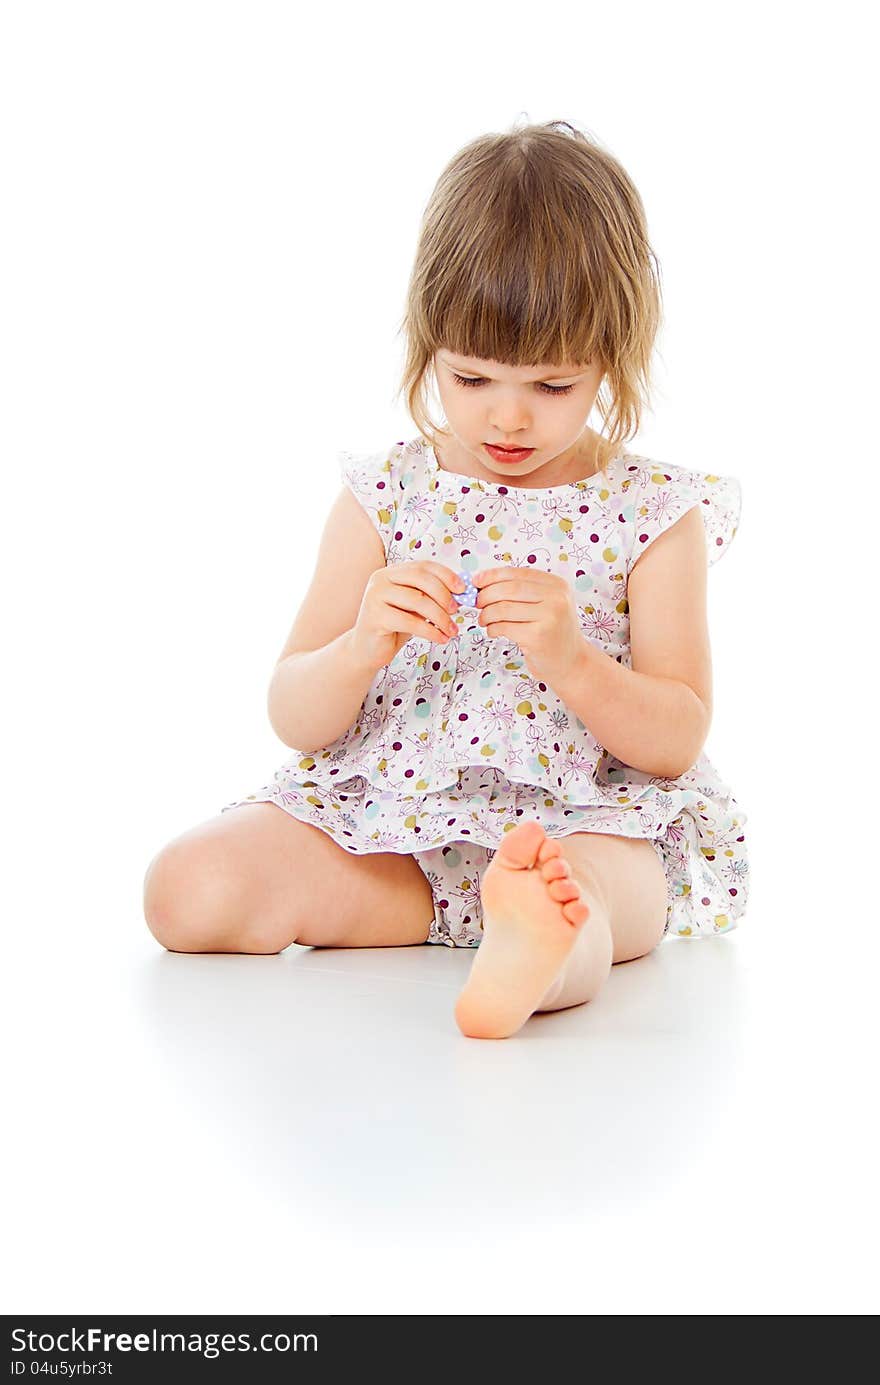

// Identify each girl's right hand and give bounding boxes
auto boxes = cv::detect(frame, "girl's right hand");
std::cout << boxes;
[351,561,466,672]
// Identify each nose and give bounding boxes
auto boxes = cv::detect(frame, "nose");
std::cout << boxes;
[488,402,531,436]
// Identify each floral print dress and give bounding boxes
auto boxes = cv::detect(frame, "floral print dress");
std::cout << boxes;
[222,437,749,947]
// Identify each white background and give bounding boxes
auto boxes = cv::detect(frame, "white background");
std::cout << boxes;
[2,0,877,1315]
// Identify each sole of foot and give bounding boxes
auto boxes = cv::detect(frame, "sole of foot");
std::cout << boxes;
[453,820,594,1040]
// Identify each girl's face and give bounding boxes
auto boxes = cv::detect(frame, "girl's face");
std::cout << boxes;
[432,350,606,485]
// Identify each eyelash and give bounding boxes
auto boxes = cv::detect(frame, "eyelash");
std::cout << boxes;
[451,373,576,396]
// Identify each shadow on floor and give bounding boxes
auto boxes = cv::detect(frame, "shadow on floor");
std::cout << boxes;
[132,935,748,1237]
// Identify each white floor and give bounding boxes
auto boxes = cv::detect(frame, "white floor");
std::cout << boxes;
[5,881,878,1315]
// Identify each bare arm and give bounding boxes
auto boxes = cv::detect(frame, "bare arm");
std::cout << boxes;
[552,506,713,778]
[552,642,709,778]
[267,630,380,752]
[266,476,459,752]
[265,482,388,753]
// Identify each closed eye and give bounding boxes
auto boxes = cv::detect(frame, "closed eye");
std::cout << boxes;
[452,373,576,396]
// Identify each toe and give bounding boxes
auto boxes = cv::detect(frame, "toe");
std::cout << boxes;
[537,837,563,864]
[541,858,571,882]
[494,821,547,870]
[562,898,590,926]
[548,878,582,903]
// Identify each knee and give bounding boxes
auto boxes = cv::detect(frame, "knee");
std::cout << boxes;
[143,839,229,951]
[143,838,276,954]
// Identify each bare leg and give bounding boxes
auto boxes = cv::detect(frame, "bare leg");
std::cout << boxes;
[536,833,667,1012]
[143,803,435,954]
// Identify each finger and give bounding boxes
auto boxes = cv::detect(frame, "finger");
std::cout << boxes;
[477,602,534,623]
[472,568,516,589]
[479,621,530,643]
[434,563,468,596]
[475,580,542,607]
[384,588,458,639]
[415,562,467,597]
[388,566,464,607]
[386,569,462,625]
[387,605,456,644]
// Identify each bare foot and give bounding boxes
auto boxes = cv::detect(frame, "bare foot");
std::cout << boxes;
[454,821,594,1040]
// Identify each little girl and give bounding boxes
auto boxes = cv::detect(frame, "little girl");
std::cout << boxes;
[144,119,749,1040]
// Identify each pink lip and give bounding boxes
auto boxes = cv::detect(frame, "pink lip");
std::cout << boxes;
[485,444,535,462]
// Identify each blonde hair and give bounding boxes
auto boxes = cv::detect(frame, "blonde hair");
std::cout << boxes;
[394,118,663,475]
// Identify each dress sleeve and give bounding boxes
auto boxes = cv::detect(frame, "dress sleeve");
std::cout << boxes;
[629,464,742,571]
[337,447,399,561]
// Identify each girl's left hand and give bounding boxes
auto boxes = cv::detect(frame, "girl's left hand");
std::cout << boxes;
[472,567,585,687]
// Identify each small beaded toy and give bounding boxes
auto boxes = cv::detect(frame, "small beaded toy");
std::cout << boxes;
[452,571,479,608]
